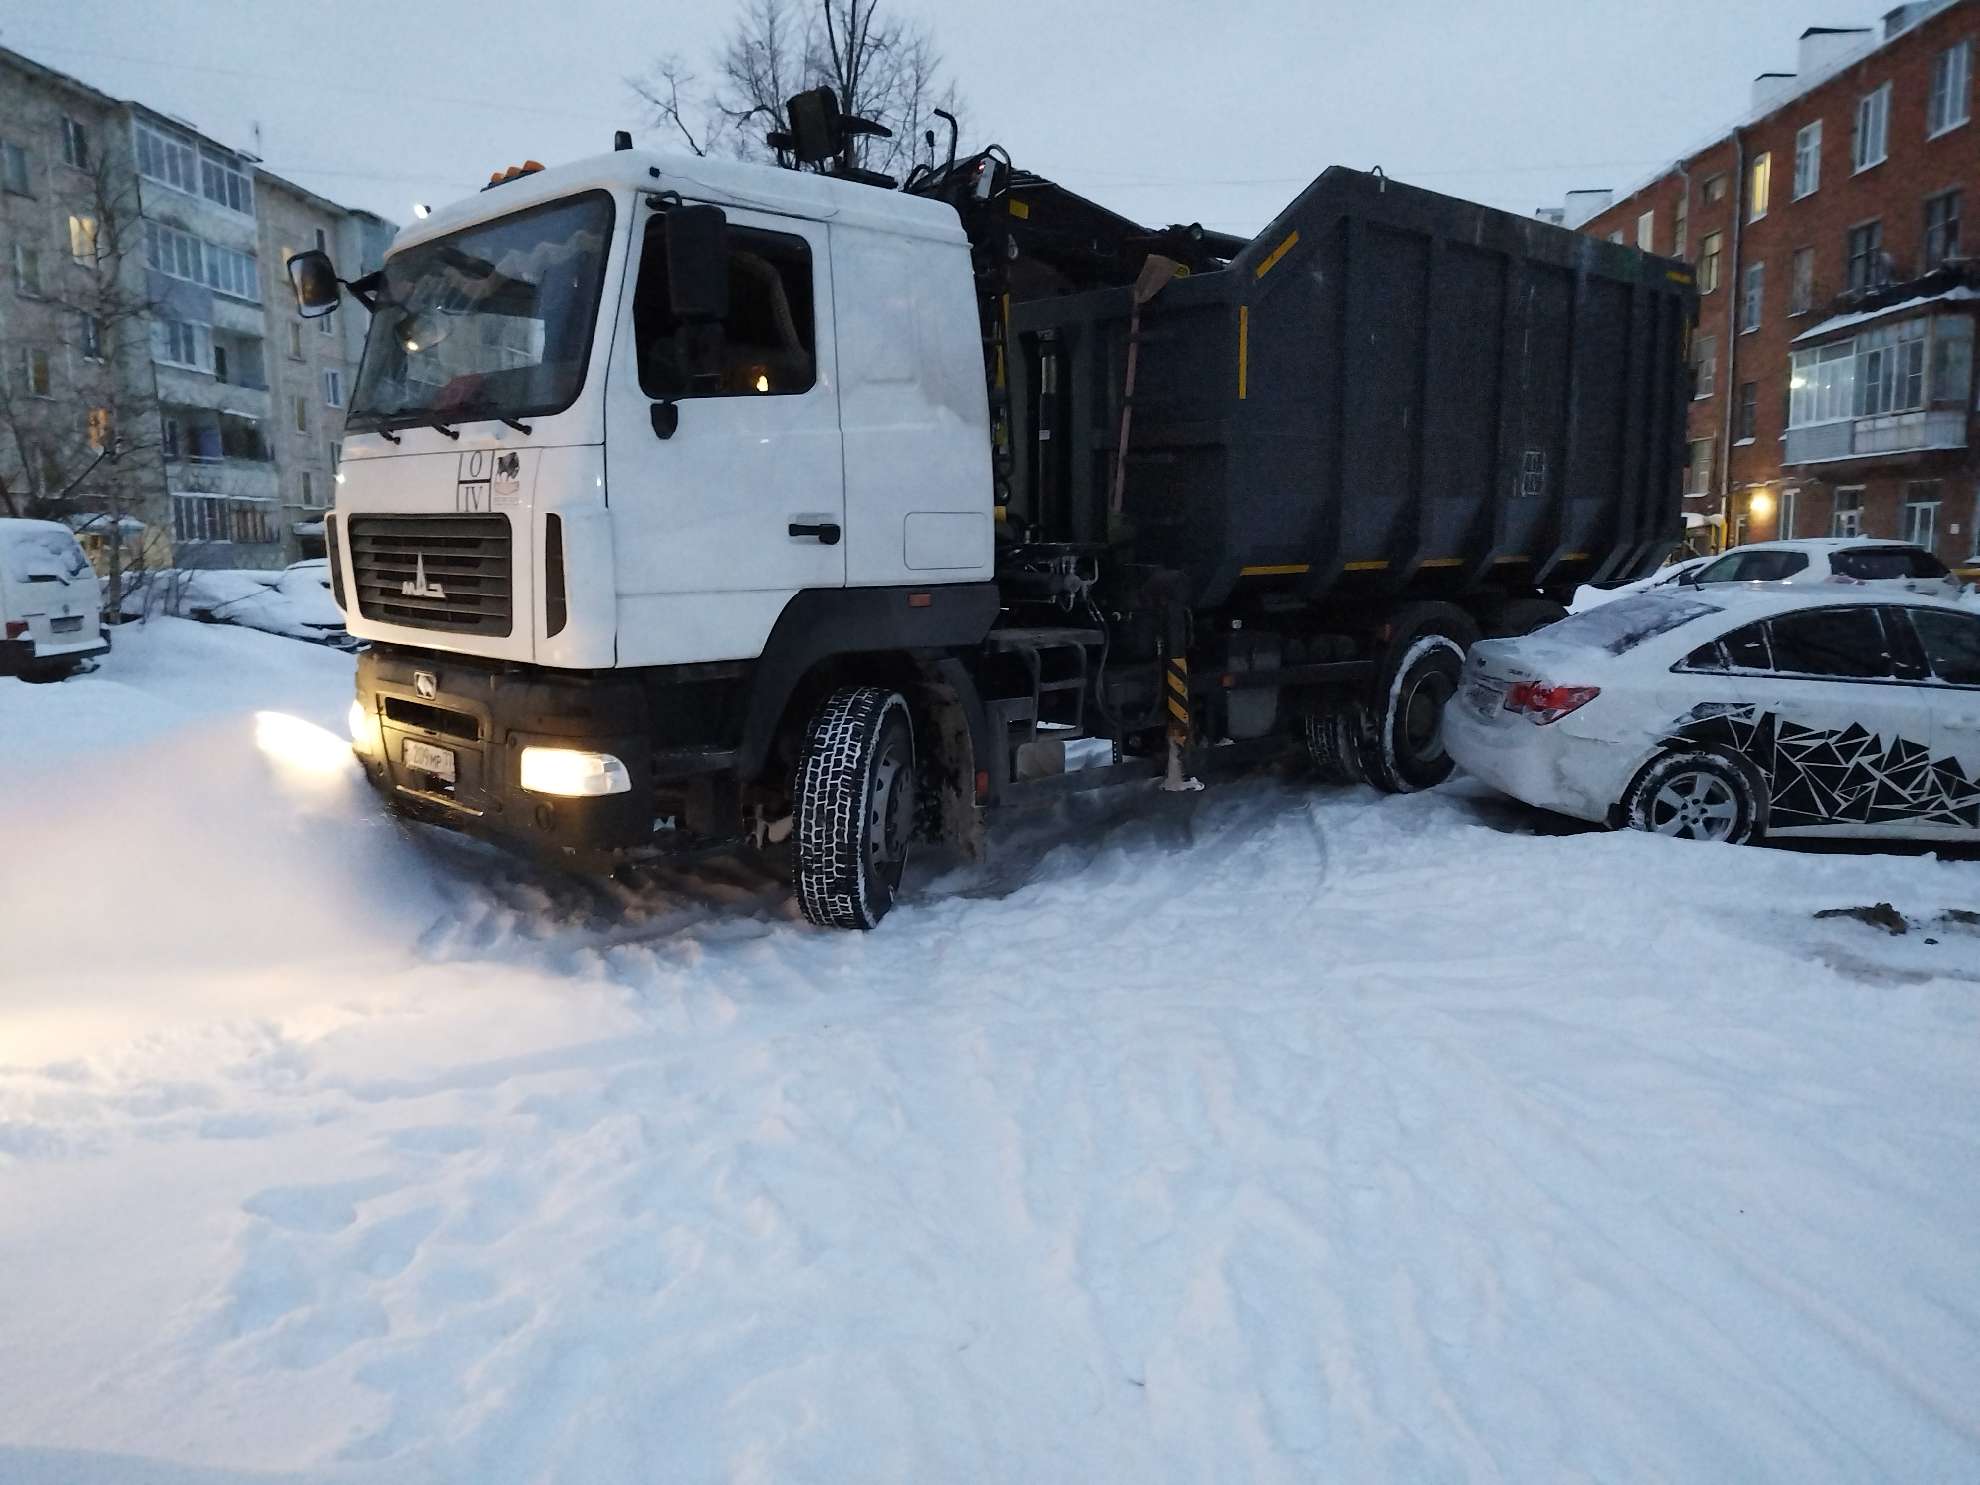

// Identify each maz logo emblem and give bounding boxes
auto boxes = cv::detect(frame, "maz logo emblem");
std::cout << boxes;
[414,671,438,700]
[400,553,447,600]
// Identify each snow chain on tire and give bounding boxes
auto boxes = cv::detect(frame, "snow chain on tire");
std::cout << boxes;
[792,687,915,930]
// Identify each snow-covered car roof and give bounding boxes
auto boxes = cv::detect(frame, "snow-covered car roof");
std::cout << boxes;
[1608,583,1967,617]
[1712,537,1921,554]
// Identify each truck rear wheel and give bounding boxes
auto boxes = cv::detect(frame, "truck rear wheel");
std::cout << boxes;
[1303,698,1369,785]
[792,687,916,930]
[1360,602,1479,794]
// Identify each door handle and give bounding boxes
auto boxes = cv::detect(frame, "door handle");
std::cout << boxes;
[788,522,842,546]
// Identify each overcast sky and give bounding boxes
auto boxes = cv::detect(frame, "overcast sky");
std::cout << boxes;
[3,0,1903,236]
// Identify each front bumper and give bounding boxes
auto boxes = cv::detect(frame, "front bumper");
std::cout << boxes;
[354,646,656,858]
[0,633,109,674]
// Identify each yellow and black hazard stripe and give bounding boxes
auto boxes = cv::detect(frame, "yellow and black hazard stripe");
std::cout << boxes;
[1165,655,1191,749]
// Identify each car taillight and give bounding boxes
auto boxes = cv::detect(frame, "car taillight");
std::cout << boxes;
[1503,681,1600,724]
[4,621,25,640]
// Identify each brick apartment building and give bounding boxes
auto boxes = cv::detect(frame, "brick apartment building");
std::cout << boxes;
[1574,0,1976,570]
[0,44,393,573]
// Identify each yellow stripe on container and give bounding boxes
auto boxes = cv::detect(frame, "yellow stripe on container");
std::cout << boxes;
[1237,305,1249,400]
[1343,559,1389,571]
[1240,563,1310,577]
[1254,230,1300,279]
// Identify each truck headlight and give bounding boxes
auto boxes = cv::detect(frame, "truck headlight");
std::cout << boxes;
[348,699,383,756]
[519,746,632,797]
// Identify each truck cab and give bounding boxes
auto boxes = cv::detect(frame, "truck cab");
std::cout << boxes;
[315,149,1002,918]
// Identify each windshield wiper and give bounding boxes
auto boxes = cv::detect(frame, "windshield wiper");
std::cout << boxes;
[434,400,535,436]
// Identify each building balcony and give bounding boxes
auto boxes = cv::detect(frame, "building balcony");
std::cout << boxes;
[210,295,267,338]
[1784,409,1969,466]
[166,457,279,500]
[155,364,271,419]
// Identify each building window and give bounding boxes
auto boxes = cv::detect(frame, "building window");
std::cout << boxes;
[1854,318,1929,416]
[59,116,90,170]
[1741,261,1764,333]
[1686,438,1713,496]
[145,222,259,302]
[1779,487,1799,540]
[294,395,308,433]
[173,494,276,545]
[1924,190,1961,269]
[13,243,43,297]
[1793,120,1822,199]
[1906,481,1942,549]
[1928,39,1972,137]
[1853,83,1891,172]
[1674,192,1688,259]
[134,120,198,194]
[1790,317,1976,430]
[323,368,343,407]
[14,346,53,398]
[318,305,336,336]
[1845,220,1883,291]
[314,227,328,253]
[86,406,112,452]
[1748,152,1771,221]
[1703,173,1727,204]
[1735,381,1759,443]
[1,141,30,196]
[301,471,317,508]
[77,313,103,361]
[1789,247,1815,315]
[1833,487,1864,538]
[1694,333,1716,399]
[1636,209,1655,250]
[288,321,304,359]
[1699,231,1723,294]
[198,149,254,215]
[152,318,213,372]
[68,213,98,264]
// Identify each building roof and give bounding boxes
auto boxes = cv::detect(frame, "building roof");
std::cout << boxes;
[1591,0,1968,214]
[0,42,390,232]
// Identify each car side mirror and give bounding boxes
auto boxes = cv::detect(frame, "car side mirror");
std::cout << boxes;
[1676,568,1700,586]
[666,205,729,323]
[288,250,341,318]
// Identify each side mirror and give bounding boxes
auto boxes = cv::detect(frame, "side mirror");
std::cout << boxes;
[666,205,729,323]
[288,250,341,319]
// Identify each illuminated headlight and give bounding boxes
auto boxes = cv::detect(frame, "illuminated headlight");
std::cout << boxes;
[519,746,631,797]
[348,698,383,755]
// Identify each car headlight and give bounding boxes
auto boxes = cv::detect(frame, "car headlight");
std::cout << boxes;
[519,746,632,797]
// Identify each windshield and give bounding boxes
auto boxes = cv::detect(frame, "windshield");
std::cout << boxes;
[5,528,91,585]
[1539,594,1723,655]
[348,191,614,430]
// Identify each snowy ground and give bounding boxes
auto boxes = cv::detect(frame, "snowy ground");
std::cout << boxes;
[4,621,1980,1483]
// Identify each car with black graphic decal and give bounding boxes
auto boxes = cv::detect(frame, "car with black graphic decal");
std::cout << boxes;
[1444,587,1980,845]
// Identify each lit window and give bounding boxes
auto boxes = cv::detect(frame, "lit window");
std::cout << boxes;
[68,213,98,264]
[1698,231,1723,294]
[1747,152,1770,221]
[1636,209,1654,250]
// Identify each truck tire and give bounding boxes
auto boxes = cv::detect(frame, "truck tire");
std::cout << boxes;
[1359,602,1480,794]
[792,687,916,930]
[1303,698,1369,785]
[1492,597,1570,638]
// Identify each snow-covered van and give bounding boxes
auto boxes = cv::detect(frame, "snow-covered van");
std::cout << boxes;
[0,518,108,680]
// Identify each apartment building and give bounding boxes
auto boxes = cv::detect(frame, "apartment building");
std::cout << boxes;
[0,44,394,572]
[1573,1,1976,568]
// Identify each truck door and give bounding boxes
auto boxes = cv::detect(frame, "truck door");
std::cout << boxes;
[606,204,843,666]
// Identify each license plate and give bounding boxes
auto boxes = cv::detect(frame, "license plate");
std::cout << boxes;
[51,615,83,634]
[402,738,456,782]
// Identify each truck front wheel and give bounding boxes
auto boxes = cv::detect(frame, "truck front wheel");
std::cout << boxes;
[792,687,916,930]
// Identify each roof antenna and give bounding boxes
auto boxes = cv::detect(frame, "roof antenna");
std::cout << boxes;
[614,130,633,151]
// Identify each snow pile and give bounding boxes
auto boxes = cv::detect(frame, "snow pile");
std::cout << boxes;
[4,624,1980,1482]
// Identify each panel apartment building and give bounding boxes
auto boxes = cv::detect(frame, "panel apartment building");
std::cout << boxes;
[1572,0,1976,568]
[0,43,394,573]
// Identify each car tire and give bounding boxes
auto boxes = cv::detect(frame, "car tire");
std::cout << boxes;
[1622,750,1763,845]
[1360,602,1480,793]
[1492,597,1570,638]
[792,687,916,930]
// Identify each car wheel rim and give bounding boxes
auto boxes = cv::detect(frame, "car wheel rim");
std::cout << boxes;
[1650,772,1739,841]
[1398,665,1456,766]
[868,727,912,889]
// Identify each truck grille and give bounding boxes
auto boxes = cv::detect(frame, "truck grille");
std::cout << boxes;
[347,515,513,636]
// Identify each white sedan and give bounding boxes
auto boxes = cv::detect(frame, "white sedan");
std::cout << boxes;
[1445,587,1980,844]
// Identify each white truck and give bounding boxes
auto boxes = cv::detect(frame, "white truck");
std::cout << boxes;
[292,97,1690,928]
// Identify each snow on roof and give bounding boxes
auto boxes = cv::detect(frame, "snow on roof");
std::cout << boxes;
[1591,5,1953,217]
[1792,284,1980,342]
